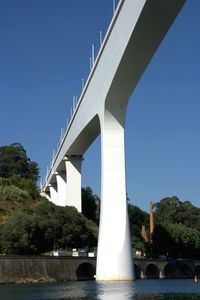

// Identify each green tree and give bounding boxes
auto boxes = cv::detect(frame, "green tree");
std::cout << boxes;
[176,201,200,231]
[0,200,98,255]
[0,143,39,183]
[152,222,200,259]
[152,197,200,259]
[154,196,200,232]
[0,211,43,254]
[153,196,181,224]
[128,204,149,238]
[9,175,39,199]
[128,204,151,256]
[82,187,99,223]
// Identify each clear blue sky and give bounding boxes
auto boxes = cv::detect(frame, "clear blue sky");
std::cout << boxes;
[0,1,199,212]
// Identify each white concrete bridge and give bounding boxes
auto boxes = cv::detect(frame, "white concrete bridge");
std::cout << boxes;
[41,0,186,281]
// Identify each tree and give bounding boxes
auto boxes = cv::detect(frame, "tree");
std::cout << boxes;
[152,222,200,259]
[176,201,200,231]
[128,204,151,256]
[152,197,200,259]
[153,196,181,224]
[154,196,200,230]
[0,143,39,183]
[0,200,98,255]
[128,204,149,238]
[0,211,43,254]
[82,187,99,223]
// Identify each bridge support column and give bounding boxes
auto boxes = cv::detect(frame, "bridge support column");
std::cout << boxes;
[56,172,67,206]
[49,183,58,205]
[159,267,165,279]
[96,110,134,281]
[65,156,82,213]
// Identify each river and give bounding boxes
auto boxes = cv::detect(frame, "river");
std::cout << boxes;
[0,279,200,300]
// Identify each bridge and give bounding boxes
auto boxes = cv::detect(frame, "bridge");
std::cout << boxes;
[41,0,186,281]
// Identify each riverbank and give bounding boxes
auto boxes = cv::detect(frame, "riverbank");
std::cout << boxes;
[15,273,56,284]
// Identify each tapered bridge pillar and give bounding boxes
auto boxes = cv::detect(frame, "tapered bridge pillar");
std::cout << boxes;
[65,156,83,213]
[49,183,58,205]
[56,172,67,206]
[96,110,134,281]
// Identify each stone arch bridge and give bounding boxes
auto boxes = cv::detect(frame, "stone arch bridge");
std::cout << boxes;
[134,258,200,279]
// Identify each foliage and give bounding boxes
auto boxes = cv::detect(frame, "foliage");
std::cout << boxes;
[0,211,42,254]
[153,196,181,224]
[175,201,200,231]
[0,200,98,255]
[0,143,98,255]
[0,184,29,201]
[0,143,39,183]
[128,203,151,256]
[153,196,200,230]
[9,175,39,199]
[153,222,200,259]
[0,175,39,200]
[128,204,149,238]
[152,196,200,259]
[82,187,99,223]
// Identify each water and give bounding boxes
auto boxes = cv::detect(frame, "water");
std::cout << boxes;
[1,280,200,300]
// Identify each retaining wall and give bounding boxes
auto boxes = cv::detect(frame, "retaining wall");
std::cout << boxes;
[0,256,199,283]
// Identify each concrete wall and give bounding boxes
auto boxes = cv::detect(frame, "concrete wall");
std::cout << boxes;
[0,256,96,283]
[0,256,199,283]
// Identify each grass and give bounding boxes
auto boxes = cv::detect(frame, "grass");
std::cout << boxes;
[0,185,29,201]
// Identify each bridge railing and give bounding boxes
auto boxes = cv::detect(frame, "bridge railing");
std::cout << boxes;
[42,0,123,189]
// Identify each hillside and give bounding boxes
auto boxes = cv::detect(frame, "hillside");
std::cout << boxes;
[0,181,98,255]
[0,178,41,222]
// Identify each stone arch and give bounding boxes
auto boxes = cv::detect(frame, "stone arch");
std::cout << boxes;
[195,265,200,276]
[134,264,141,279]
[146,264,159,279]
[76,263,96,281]
[164,263,179,278]
[180,263,193,278]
